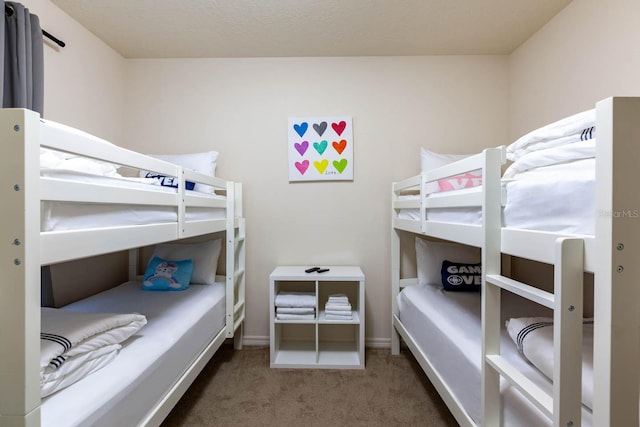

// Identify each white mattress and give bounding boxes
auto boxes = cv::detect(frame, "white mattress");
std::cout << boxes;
[40,170,226,232]
[41,280,226,427]
[397,283,593,426]
[398,162,595,236]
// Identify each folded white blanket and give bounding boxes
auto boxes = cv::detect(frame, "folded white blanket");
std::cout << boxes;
[506,316,594,410]
[276,313,315,320]
[276,307,315,315]
[507,108,595,161]
[275,292,316,308]
[503,139,595,180]
[40,307,147,397]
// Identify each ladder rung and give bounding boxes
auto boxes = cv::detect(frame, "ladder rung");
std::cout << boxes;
[485,354,553,418]
[486,274,554,309]
[235,235,245,244]
[234,268,245,280]
[234,300,245,315]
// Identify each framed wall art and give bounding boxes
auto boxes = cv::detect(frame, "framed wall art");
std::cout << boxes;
[288,116,353,182]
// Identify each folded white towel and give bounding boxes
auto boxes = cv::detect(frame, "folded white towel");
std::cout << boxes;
[325,309,353,317]
[325,313,353,321]
[275,292,316,308]
[276,307,315,315]
[325,303,351,311]
[327,294,349,304]
[276,313,316,320]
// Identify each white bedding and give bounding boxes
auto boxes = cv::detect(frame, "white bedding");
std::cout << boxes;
[506,316,595,411]
[397,283,593,426]
[398,158,596,235]
[40,169,226,232]
[41,280,226,427]
[40,307,147,398]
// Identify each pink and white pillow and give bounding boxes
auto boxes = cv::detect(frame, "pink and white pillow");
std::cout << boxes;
[420,148,482,193]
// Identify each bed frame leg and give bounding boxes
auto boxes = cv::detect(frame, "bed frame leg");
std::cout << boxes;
[391,326,401,355]
[233,322,243,350]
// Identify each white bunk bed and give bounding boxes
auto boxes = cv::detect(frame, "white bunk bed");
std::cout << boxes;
[391,97,640,426]
[0,108,247,427]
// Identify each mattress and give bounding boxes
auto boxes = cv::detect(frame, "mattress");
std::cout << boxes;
[40,169,226,232]
[41,280,226,427]
[397,283,593,426]
[398,159,595,236]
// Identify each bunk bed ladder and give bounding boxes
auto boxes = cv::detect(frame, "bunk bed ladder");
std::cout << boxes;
[225,182,246,349]
[483,238,584,427]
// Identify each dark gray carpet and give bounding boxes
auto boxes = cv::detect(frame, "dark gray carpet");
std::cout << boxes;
[161,344,458,426]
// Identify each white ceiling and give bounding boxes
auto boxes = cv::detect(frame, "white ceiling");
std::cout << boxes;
[51,0,573,59]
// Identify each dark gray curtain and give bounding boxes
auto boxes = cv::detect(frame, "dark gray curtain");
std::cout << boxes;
[2,1,44,116]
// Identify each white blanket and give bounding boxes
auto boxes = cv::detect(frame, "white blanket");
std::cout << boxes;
[503,139,596,180]
[40,307,147,397]
[507,108,595,161]
[505,316,594,410]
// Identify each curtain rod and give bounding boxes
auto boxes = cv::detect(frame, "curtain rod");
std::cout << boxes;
[42,29,65,48]
[5,4,65,48]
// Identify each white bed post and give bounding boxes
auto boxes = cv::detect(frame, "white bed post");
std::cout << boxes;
[391,184,402,355]
[481,147,505,426]
[0,109,42,427]
[593,97,640,426]
[225,181,236,341]
[553,238,584,427]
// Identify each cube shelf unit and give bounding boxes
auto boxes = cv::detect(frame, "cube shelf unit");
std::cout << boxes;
[269,266,365,369]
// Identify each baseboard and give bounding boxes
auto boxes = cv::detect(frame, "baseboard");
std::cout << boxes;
[241,335,270,347]
[240,335,391,349]
[366,337,391,348]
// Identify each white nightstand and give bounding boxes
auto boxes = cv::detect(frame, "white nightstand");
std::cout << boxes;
[269,266,365,369]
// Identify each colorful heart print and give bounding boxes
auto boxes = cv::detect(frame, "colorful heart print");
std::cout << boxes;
[313,122,327,136]
[314,159,329,174]
[313,140,328,155]
[331,121,346,136]
[333,158,348,174]
[294,122,308,137]
[295,160,309,175]
[332,139,347,155]
[294,141,309,156]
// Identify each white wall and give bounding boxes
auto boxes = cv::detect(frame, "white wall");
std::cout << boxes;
[123,56,509,344]
[509,0,640,139]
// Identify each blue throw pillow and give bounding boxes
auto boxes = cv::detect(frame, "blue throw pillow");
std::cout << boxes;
[441,260,481,292]
[143,172,196,191]
[143,256,193,291]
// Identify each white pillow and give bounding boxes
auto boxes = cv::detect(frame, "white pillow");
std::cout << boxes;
[421,148,470,173]
[40,148,120,177]
[420,148,480,193]
[140,151,219,194]
[151,239,222,285]
[415,237,480,286]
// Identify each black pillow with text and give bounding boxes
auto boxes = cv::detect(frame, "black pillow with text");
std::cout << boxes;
[441,260,481,292]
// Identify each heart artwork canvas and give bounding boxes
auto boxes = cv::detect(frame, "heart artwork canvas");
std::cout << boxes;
[288,116,353,182]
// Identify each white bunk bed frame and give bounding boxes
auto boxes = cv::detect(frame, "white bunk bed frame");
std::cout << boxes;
[391,96,640,426]
[0,108,247,427]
